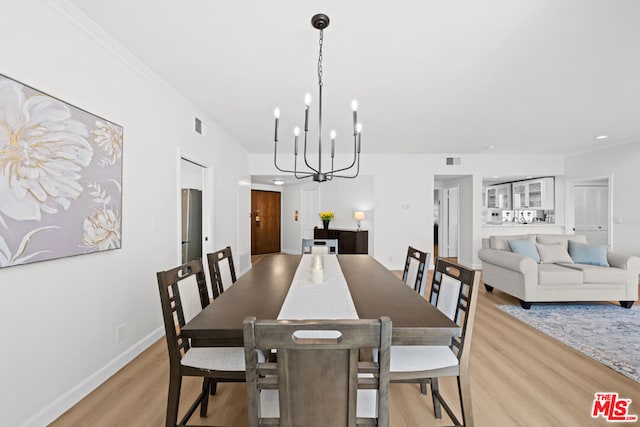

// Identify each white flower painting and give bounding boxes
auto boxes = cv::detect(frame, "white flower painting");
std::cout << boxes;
[0,74,122,268]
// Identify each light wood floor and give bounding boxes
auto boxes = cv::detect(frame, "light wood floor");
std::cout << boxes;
[51,262,639,426]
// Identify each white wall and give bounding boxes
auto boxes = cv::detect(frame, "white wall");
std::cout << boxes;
[279,176,375,254]
[565,142,640,256]
[251,153,565,269]
[0,2,249,426]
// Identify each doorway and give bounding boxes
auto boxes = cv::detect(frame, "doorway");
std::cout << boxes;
[440,185,459,258]
[435,175,462,262]
[251,190,281,254]
[180,158,209,263]
[570,178,610,247]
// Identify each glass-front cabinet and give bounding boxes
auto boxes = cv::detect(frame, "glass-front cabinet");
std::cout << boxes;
[512,177,554,209]
[486,183,512,209]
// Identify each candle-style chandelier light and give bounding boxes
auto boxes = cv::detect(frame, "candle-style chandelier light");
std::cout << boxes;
[273,13,362,183]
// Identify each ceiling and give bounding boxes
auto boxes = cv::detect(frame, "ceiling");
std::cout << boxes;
[69,0,640,156]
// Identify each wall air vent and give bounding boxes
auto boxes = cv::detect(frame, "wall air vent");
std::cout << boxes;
[195,117,202,134]
[446,157,461,165]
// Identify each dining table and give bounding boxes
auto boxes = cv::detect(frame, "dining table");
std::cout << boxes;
[181,253,468,424]
[182,253,459,347]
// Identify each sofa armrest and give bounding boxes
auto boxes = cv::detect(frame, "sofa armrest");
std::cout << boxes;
[608,253,640,273]
[478,248,538,275]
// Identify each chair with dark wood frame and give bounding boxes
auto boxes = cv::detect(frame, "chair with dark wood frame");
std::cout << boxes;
[391,258,480,427]
[301,238,339,255]
[402,246,430,296]
[206,246,237,298]
[244,317,392,427]
[156,259,246,427]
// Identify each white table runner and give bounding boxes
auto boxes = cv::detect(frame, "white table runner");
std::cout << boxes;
[278,255,359,320]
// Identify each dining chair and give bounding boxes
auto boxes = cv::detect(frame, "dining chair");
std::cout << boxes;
[206,246,237,298]
[156,259,249,427]
[402,246,431,297]
[391,258,480,427]
[301,238,339,255]
[243,317,392,427]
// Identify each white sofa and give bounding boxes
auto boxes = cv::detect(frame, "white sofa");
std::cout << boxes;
[478,234,639,309]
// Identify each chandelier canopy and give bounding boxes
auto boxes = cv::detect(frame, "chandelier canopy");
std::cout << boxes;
[273,13,362,183]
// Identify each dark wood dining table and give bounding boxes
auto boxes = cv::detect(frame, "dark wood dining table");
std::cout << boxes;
[182,254,460,347]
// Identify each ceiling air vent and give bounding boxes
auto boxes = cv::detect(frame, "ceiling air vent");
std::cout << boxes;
[446,157,461,165]
[195,117,202,134]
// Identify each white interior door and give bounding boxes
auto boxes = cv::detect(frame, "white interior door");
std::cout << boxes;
[573,184,609,246]
[301,188,319,241]
[447,186,459,257]
[440,186,459,258]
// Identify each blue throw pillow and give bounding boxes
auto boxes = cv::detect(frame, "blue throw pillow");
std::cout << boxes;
[508,239,540,263]
[568,240,609,267]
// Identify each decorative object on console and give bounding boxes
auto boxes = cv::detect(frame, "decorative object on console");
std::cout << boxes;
[353,211,365,231]
[319,211,335,230]
[272,13,362,182]
[0,74,123,269]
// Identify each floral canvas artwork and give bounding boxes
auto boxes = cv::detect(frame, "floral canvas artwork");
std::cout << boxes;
[0,74,122,268]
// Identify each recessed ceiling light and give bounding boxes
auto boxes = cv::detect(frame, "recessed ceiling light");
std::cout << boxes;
[272,179,285,185]
[485,145,495,150]
[595,135,608,140]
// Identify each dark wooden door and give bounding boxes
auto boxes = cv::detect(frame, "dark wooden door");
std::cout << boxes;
[251,190,281,255]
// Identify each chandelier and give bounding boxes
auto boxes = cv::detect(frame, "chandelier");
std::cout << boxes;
[272,13,362,183]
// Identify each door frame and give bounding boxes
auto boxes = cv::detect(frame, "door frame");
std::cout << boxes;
[439,184,460,259]
[566,175,612,249]
[251,189,282,255]
[177,150,214,263]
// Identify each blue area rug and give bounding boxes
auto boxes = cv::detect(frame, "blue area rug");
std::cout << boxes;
[498,304,640,383]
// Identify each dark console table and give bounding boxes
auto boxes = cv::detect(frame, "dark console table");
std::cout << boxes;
[314,228,368,254]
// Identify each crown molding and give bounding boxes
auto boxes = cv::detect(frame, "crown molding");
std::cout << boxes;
[47,0,244,150]
[565,135,640,158]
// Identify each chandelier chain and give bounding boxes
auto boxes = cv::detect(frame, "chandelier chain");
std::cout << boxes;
[272,14,361,183]
[318,30,324,87]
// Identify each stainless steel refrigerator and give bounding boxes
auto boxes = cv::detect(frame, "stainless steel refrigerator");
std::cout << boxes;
[181,188,202,264]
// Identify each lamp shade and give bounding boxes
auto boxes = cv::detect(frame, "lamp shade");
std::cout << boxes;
[353,211,365,221]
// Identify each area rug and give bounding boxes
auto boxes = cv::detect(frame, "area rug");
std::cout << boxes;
[498,304,640,383]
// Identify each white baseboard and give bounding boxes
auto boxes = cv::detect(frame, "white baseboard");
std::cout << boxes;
[281,248,299,255]
[20,326,164,427]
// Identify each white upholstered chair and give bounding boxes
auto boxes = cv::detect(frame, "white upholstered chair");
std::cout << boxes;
[243,317,391,427]
[206,246,237,298]
[301,238,338,255]
[402,246,431,296]
[391,258,480,427]
[156,260,260,427]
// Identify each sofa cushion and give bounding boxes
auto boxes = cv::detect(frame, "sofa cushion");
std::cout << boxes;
[490,234,533,251]
[508,239,540,263]
[536,243,574,264]
[536,234,588,251]
[568,240,609,267]
[538,264,583,285]
[557,263,627,284]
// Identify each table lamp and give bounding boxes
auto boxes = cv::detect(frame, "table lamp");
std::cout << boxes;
[353,211,365,231]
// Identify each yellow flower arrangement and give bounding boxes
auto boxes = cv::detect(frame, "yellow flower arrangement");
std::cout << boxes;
[319,211,335,221]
